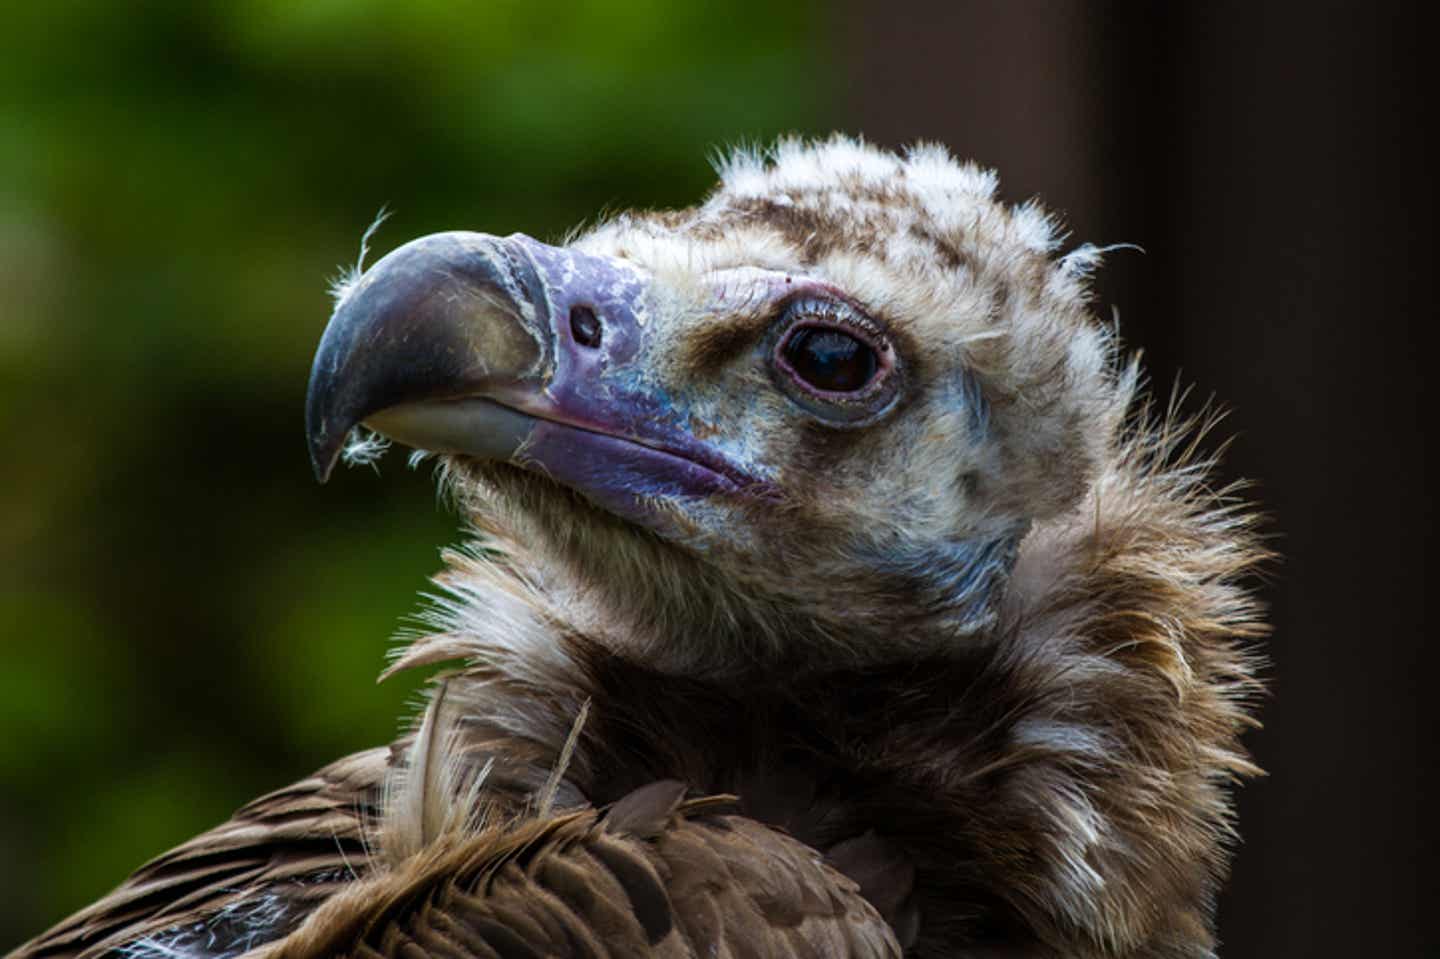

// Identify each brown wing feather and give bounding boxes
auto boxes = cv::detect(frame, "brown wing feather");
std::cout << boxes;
[259,782,902,959]
[9,748,392,959]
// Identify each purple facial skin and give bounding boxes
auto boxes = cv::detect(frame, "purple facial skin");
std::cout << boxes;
[501,236,775,523]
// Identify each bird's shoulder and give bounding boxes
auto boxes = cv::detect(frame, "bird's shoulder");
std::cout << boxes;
[9,748,392,959]
[260,781,903,959]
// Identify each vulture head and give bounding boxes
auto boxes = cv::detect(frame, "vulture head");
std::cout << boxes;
[309,138,1122,674]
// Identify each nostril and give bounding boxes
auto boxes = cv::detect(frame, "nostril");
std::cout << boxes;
[569,305,602,348]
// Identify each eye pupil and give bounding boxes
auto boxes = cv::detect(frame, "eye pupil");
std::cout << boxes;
[784,327,878,392]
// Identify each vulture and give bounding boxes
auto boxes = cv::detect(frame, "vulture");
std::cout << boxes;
[8,137,1266,959]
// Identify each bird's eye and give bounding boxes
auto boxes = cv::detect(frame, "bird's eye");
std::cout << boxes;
[781,327,878,393]
[768,297,900,427]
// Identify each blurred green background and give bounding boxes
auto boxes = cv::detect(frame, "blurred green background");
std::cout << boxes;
[0,0,834,939]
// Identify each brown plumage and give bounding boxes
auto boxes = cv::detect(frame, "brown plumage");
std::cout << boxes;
[9,137,1267,959]
[257,781,900,959]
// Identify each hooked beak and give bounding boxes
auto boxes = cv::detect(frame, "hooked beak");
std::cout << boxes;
[305,231,768,521]
[306,232,549,482]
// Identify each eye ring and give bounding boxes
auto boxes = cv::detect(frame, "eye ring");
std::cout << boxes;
[768,296,900,426]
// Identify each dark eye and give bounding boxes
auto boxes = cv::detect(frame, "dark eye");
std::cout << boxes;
[782,326,879,393]
[767,295,899,426]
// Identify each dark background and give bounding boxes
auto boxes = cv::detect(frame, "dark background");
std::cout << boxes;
[0,2,1428,955]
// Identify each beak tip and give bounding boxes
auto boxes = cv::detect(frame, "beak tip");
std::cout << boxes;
[308,439,338,484]
[306,345,354,484]
[306,407,344,484]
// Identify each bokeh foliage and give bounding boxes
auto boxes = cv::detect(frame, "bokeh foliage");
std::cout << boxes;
[0,0,833,941]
